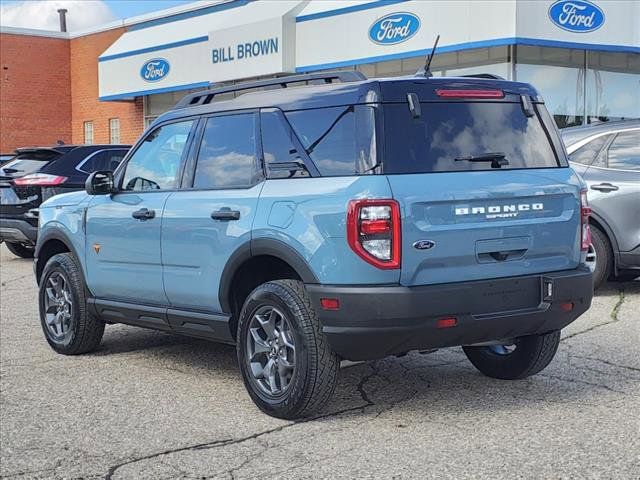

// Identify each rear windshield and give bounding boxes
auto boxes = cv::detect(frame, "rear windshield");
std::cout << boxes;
[383,102,561,174]
[0,152,59,177]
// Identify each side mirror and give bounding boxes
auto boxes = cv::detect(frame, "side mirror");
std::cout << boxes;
[85,171,115,195]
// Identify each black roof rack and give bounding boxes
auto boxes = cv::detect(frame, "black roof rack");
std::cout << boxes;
[460,73,505,80]
[175,71,367,109]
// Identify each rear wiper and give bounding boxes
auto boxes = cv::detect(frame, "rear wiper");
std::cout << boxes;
[1,168,21,174]
[455,152,508,168]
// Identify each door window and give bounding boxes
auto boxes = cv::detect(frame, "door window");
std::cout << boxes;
[193,114,259,189]
[122,120,194,191]
[607,131,640,171]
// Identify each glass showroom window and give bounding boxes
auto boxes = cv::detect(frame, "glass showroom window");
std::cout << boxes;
[109,118,120,144]
[586,52,640,124]
[516,46,585,128]
[84,121,94,145]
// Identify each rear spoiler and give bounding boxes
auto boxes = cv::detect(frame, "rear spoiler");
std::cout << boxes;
[14,147,67,155]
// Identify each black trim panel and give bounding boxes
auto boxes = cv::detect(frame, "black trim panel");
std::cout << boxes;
[218,238,319,314]
[89,298,234,343]
[306,267,593,361]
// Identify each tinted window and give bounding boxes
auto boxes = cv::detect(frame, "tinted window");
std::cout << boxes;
[607,131,640,171]
[193,114,258,189]
[568,134,611,167]
[285,106,377,176]
[122,120,193,191]
[261,110,308,179]
[79,150,127,173]
[0,152,59,178]
[384,102,560,173]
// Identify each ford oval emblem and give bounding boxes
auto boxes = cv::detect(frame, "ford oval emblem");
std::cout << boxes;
[413,240,436,250]
[140,58,170,83]
[548,0,605,33]
[369,12,420,45]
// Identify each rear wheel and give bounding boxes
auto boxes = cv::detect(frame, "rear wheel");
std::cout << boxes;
[38,253,104,354]
[5,242,34,258]
[237,280,339,419]
[463,331,560,380]
[590,225,612,290]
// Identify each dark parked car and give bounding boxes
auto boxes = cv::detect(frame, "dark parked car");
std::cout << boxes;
[0,145,130,257]
[562,120,640,288]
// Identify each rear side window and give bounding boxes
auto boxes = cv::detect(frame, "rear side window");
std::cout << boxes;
[383,102,560,173]
[261,110,309,179]
[285,106,377,176]
[78,150,127,173]
[568,134,610,168]
[607,131,640,171]
[193,114,259,189]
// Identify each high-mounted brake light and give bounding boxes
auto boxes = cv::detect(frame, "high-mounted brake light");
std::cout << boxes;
[13,174,67,186]
[436,89,505,99]
[347,199,401,269]
[580,189,591,252]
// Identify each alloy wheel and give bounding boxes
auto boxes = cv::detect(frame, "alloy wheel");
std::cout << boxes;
[43,272,73,341]
[585,243,597,273]
[246,305,296,396]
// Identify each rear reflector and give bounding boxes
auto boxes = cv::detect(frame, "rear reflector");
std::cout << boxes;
[320,298,340,310]
[436,317,458,329]
[560,302,574,313]
[436,89,504,99]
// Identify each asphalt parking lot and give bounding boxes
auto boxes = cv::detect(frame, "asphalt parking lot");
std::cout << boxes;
[1,243,639,479]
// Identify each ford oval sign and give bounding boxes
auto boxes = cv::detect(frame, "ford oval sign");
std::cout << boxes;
[140,58,170,82]
[548,0,605,33]
[369,12,420,45]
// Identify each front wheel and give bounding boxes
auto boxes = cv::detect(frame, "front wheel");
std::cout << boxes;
[237,280,339,419]
[38,253,104,355]
[463,331,560,380]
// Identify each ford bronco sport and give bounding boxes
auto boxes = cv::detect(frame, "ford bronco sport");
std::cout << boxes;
[34,72,593,419]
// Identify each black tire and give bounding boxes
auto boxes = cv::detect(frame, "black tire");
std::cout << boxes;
[237,280,339,419]
[38,252,104,355]
[462,331,560,380]
[590,225,612,290]
[5,242,34,258]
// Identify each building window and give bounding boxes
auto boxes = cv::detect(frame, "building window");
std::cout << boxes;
[109,118,121,144]
[84,121,94,145]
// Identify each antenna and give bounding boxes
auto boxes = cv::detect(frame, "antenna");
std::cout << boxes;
[416,34,440,78]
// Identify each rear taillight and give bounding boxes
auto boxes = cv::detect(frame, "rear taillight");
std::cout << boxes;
[580,189,592,252]
[435,89,504,99]
[13,174,67,186]
[347,199,401,269]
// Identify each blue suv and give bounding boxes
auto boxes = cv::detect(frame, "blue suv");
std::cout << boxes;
[34,72,593,419]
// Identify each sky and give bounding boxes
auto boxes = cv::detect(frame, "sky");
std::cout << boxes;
[0,0,197,32]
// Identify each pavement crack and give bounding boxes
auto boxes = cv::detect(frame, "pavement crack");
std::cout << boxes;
[102,400,373,479]
[562,287,626,342]
[570,354,640,374]
[355,362,380,406]
[539,373,626,395]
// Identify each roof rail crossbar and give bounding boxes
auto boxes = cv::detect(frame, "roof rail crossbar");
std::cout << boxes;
[460,73,505,80]
[175,71,367,109]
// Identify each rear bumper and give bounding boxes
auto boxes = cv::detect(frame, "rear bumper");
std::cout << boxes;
[0,218,38,244]
[306,267,593,361]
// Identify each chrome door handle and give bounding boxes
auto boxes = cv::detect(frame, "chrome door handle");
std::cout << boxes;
[590,183,619,192]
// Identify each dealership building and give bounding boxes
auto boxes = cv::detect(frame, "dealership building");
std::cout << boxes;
[1,0,638,152]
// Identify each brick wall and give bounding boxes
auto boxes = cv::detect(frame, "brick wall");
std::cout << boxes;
[0,33,71,152]
[70,28,143,146]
